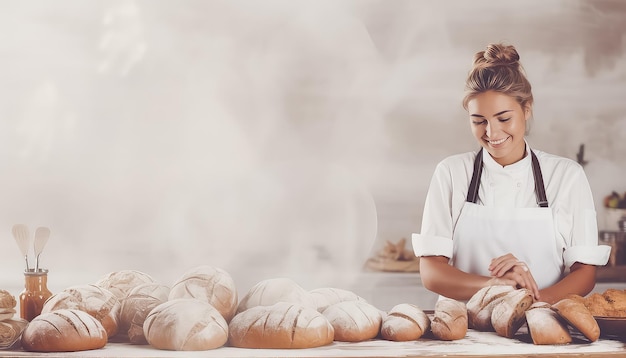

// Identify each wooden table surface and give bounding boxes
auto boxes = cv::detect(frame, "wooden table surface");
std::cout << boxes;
[2,328,624,358]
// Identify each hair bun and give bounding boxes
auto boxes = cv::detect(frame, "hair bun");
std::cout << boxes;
[474,43,520,68]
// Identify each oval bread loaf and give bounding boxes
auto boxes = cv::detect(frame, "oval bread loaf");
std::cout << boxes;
[143,298,228,351]
[525,302,571,345]
[229,301,334,349]
[119,283,170,344]
[322,300,381,342]
[21,309,107,352]
[466,285,514,331]
[169,265,238,322]
[95,270,155,300]
[551,297,600,342]
[309,287,366,312]
[41,284,120,338]
[236,277,316,314]
[431,298,467,341]
[380,303,430,341]
[491,288,533,338]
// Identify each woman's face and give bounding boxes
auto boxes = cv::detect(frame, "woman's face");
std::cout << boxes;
[466,90,530,166]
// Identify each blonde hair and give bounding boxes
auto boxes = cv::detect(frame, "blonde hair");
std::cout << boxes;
[462,43,534,113]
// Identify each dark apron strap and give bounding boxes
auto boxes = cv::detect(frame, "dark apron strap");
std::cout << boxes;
[466,148,549,208]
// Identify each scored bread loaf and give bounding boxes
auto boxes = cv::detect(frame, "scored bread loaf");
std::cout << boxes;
[95,270,155,300]
[236,277,316,314]
[119,283,170,344]
[169,265,238,322]
[322,300,382,342]
[228,301,334,349]
[491,288,533,338]
[430,298,467,341]
[466,285,514,331]
[309,287,366,312]
[41,284,120,338]
[21,309,107,352]
[143,298,228,351]
[525,302,571,345]
[552,297,600,342]
[380,303,430,341]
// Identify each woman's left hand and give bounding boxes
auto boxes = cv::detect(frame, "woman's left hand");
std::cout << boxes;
[488,253,540,300]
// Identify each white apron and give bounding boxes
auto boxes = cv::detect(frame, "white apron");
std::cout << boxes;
[451,148,563,289]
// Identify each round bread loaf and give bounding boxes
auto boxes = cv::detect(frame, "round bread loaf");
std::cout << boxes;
[119,283,170,344]
[0,290,16,309]
[95,270,155,300]
[380,303,430,341]
[21,309,107,352]
[41,284,120,338]
[322,300,381,342]
[229,301,334,348]
[310,287,366,312]
[430,298,467,341]
[143,298,228,351]
[552,297,600,342]
[236,277,316,314]
[525,302,571,345]
[491,288,533,338]
[466,285,514,331]
[169,265,237,322]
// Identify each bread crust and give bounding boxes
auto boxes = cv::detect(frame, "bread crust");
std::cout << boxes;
[322,300,382,342]
[491,288,533,338]
[552,298,600,342]
[380,303,430,341]
[525,303,571,345]
[467,285,514,331]
[21,309,107,352]
[431,298,467,341]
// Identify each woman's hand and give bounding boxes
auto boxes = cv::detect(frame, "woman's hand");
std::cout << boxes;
[488,253,540,300]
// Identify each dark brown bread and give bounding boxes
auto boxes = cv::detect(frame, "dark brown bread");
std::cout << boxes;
[229,301,334,348]
[21,309,107,352]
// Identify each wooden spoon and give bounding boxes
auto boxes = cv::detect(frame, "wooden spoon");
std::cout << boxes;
[34,227,51,272]
[11,224,31,271]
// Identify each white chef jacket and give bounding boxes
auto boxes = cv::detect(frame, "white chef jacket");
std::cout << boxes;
[412,143,610,270]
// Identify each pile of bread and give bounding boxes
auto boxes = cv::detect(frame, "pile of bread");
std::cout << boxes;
[0,290,28,348]
[8,266,616,352]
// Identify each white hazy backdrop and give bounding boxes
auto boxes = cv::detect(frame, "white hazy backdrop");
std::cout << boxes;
[1,1,625,296]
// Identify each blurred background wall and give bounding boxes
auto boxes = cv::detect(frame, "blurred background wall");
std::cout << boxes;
[1,0,625,297]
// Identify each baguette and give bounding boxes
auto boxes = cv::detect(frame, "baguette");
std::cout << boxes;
[525,302,571,345]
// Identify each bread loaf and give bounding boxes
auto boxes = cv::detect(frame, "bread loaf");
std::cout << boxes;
[229,301,334,349]
[0,318,28,348]
[119,283,170,344]
[380,303,430,341]
[322,300,381,342]
[466,285,514,331]
[0,290,17,321]
[236,277,316,314]
[21,309,107,352]
[491,288,532,338]
[143,298,228,351]
[41,284,120,338]
[430,298,467,341]
[169,265,238,322]
[95,270,155,300]
[552,298,600,342]
[310,287,366,312]
[525,302,571,345]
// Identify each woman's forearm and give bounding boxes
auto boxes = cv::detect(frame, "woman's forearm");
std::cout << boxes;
[419,256,498,300]
[538,263,596,304]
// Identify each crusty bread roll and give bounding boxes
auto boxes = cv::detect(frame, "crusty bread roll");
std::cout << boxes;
[430,298,467,341]
[552,298,600,342]
[380,303,430,341]
[95,270,155,300]
[236,277,316,314]
[322,300,381,342]
[41,284,120,338]
[525,302,571,345]
[0,308,16,322]
[143,298,228,351]
[229,301,334,348]
[119,283,170,344]
[466,285,514,331]
[21,309,107,352]
[169,265,238,322]
[310,287,366,312]
[0,290,17,321]
[0,318,28,348]
[491,288,533,338]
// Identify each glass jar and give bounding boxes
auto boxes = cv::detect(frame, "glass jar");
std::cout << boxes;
[19,269,52,321]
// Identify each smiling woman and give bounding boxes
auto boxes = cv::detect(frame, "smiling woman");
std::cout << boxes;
[412,43,612,305]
